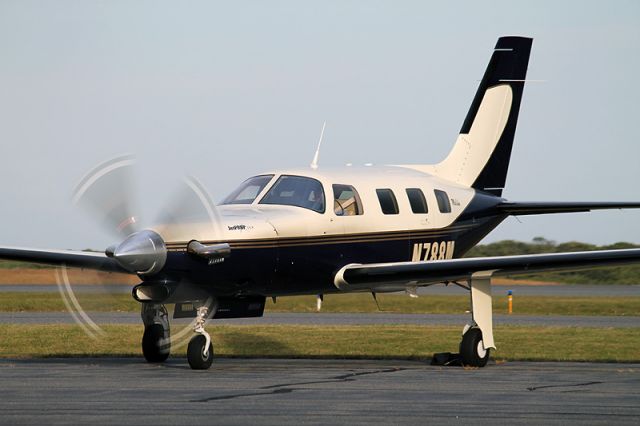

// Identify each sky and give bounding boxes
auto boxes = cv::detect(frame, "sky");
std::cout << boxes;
[0,0,639,250]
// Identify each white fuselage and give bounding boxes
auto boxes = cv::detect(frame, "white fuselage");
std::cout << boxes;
[162,165,478,247]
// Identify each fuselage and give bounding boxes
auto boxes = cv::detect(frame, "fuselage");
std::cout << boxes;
[153,165,508,297]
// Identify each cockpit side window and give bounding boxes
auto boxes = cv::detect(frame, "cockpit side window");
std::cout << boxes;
[332,184,363,216]
[259,175,325,213]
[221,175,274,205]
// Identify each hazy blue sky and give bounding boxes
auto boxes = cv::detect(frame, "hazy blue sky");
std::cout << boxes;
[1,0,639,249]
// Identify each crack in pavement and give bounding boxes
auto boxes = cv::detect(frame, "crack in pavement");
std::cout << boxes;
[192,388,293,402]
[192,367,406,402]
[527,381,603,391]
[333,367,406,381]
[260,367,407,390]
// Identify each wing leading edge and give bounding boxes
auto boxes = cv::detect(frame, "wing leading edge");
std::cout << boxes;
[0,246,127,273]
[334,249,640,292]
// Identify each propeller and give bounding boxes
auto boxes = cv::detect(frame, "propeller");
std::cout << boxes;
[59,154,223,340]
[73,155,222,275]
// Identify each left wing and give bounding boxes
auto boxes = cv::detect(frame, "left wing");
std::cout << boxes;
[496,201,640,216]
[334,248,640,292]
[0,246,127,273]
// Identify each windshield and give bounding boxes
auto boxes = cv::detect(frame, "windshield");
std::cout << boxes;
[259,175,325,213]
[221,175,274,205]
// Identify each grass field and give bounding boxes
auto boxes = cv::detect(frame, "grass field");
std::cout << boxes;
[1,292,639,316]
[1,324,639,363]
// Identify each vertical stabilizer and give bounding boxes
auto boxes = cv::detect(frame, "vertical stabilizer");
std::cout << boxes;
[415,37,532,196]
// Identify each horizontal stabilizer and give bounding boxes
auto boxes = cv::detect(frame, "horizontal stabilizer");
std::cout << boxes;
[496,201,640,216]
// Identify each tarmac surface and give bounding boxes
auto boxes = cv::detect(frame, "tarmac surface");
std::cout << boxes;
[1,311,638,328]
[0,358,638,425]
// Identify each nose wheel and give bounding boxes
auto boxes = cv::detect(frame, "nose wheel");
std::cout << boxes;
[187,334,214,369]
[187,305,214,370]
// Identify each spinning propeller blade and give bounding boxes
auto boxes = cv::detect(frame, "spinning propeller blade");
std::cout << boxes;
[72,154,139,239]
[64,154,223,341]
[152,175,222,243]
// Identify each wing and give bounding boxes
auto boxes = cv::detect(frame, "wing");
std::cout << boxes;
[496,201,640,216]
[0,246,128,273]
[334,248,640,291]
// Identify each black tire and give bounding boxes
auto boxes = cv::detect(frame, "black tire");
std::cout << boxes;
[459,327,490,367]
[187,335,214,370]
[142,324,170,363]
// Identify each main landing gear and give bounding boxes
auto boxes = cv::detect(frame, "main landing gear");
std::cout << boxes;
[460,326,490,367]
[459,271,495,367]
[141,303,170,363]
[187,306,214,370]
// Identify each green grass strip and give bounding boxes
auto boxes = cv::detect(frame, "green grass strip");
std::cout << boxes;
[1,324,639,363]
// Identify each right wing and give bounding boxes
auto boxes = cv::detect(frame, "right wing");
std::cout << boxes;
[334,248,640,292]
[0,246,128,273]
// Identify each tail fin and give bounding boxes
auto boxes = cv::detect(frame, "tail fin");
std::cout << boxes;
[418,36,532,196]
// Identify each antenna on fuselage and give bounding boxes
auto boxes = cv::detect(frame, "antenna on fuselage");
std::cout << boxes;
[310,121,326,170]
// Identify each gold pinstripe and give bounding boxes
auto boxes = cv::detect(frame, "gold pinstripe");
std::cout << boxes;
[164,223,473,251]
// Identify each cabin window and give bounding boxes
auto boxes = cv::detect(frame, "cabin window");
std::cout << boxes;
[332,184,363,216]
[221,175,274,205]
[434,189,452,213]
[376,189,399,215]
[259,175,325,213]
[406,188,428,214]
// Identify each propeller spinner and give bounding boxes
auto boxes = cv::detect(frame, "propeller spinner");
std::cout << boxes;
[105,229,167,275]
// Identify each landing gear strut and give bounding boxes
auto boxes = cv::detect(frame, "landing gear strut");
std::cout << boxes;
[187,306,214,370]
[459,271,495,367]
[141,303,170,363]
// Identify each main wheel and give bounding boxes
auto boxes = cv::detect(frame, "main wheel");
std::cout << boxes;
[459,327,490,367]
[142,324,170,363]
[187,335,214,370]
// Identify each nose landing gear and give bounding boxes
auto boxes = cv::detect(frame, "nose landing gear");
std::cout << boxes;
[187,306,214,370]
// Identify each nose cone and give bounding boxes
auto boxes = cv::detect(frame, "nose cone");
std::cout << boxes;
[108,230,167,275]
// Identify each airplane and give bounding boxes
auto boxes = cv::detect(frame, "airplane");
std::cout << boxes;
[2,36,640,370]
